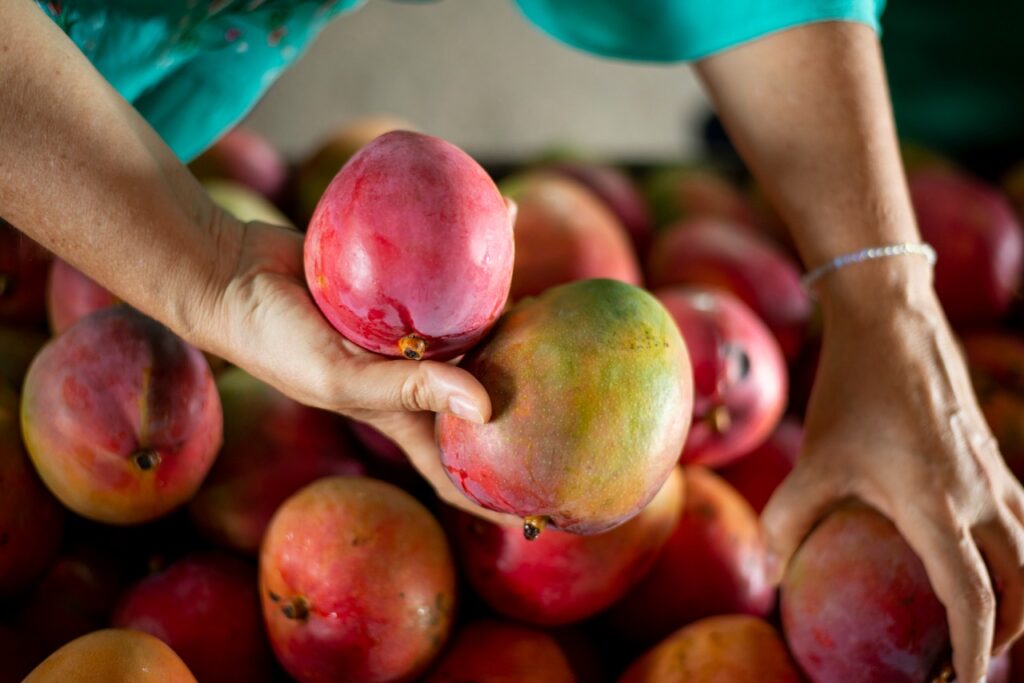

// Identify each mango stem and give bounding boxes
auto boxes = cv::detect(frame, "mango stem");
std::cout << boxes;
[131,448,161,471]
[523,515,549,541]
[281,596,310,621]
[398,334,427,360]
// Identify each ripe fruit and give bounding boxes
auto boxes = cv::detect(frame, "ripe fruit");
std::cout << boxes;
[46,259,117,334]
[909,169,1024,327]
[189,127,287,202]
[656,286,787,467]
[296,115,415,220]
[21,307,222,524]
[782,502,948,683]
[502,172,642,300]
[437,279,691,538]
[647,219,810,361]
[189,368,365,554]
[113,553,274,683]
[546,161,653,254]
[260,477,455,683]
[23,629,197,683]
[718,417,803,513]
[304,130,513,361]
[0,220,50,326]
[422,620,578,683]
[609,467,774,645]
[618,615,801,683]
[203,179,292,226]
[644,167,755,229]
[0,383,63,594]
[448,467,684,626]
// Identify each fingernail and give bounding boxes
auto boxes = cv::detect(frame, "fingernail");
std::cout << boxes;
[449,395,485,424]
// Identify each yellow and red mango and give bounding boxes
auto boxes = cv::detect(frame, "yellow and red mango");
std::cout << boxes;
[23,629,197,683]
[546,161,653,255]
[296,115,415,221]
[502,172,642,301]
[0,326,48,390]
[647,219,810,362]
[305,130,513,361]
[909,169,1024,327]
[188,127,287,203]
[718,417,802,513]
[448,467,684,627]
[644,167,756,230]
[656,287,787,468]
[46,259,118,335]
[437,279,691,538]
[782,502,948,683]
[0,221,50,327]
[0,383,63,595]
[609,467,773,645]
[189,368,365,554]
[260,477,455,683]
[617,615,801,683]
[113,553,274,683]
[20,307,222,524]
[422,620,578,683]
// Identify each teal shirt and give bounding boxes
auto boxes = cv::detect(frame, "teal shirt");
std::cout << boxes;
[39,0,883,162]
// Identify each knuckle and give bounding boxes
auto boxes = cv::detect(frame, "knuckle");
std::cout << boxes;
[957,579,995,615]
[400,368,432,412]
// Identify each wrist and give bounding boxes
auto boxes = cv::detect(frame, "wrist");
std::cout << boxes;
[815,253,943,333]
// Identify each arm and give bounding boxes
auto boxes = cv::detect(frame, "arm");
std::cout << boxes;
[0,0,510,523]
[696,21,1024,682]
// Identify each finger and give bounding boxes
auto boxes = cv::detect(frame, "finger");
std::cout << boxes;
[760,460,839,584]
[385,411,519,527]
[894,511,995,683]
[974,512,1024,653]
[342,358,491,423]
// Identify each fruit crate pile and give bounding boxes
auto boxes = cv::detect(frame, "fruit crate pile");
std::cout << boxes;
[3,117,1024,683]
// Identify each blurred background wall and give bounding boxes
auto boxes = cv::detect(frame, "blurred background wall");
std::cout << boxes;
[244,0,712,163]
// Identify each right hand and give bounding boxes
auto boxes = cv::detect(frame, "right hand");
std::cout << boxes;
[196,217,518,527]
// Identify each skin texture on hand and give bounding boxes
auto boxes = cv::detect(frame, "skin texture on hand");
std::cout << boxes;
[0,0,514,526]
[697,21,1024,683]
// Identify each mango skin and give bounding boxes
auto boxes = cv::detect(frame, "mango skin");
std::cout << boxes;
[437,279,692,535]
[618,615,801,683]
[23,629,197,683]
[421,620,577,683]
[304,130,513,361]
[20,307,223,524]
[782,502,948,683]
[46,258,118,335]
[260,477,456,683]
[447,467,683,626]
[0,383,64,595]
[608,467,774,645]
[189,368,366,555]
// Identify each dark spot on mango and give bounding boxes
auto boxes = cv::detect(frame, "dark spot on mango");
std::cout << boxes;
[132,448,161,471]
[281,596,310,621]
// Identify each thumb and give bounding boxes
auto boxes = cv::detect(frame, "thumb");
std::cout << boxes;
[345,358,491,423]
[760,460,839,585]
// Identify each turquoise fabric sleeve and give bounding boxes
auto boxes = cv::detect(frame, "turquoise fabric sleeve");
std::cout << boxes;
[513,0,886,63]
[38,0,364,162]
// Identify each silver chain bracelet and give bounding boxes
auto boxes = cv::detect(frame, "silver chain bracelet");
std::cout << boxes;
[801,242,937,292]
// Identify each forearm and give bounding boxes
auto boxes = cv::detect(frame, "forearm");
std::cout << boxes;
[695,21,930,317]
[0,0,239,343]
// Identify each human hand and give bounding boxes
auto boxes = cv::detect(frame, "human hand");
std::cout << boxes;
[762,260,1024,683]
[198,216,518,527]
